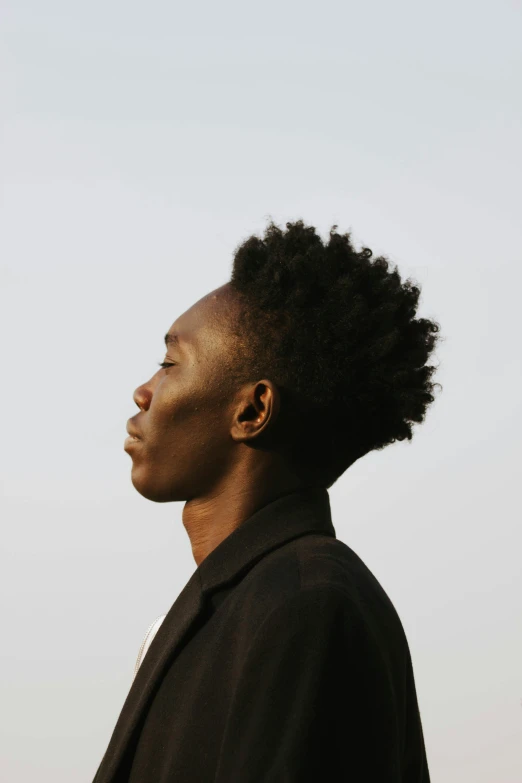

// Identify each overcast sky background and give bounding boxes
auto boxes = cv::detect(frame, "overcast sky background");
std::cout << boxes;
[1,1,521,781]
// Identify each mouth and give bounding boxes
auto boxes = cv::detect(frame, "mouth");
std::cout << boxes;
[126,418,142,440]
[124,435,141,450]
[125,418,143,451]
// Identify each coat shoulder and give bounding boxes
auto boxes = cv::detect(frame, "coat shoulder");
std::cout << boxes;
[236,533,408,655]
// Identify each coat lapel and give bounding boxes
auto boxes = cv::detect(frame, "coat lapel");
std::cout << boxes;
[94,568,205,783]
[94,486,336,782]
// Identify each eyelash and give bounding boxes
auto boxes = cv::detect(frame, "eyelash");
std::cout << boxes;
[158,361,176,370]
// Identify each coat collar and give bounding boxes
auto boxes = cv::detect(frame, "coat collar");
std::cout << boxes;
[94,486,335,782]
[198,485,335,595]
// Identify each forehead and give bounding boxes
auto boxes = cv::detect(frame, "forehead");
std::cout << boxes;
[165,286,236,353]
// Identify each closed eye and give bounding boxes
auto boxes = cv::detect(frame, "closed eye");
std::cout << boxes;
[158,361,177,369]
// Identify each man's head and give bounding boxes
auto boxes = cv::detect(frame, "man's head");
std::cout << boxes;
[126,219,441,501]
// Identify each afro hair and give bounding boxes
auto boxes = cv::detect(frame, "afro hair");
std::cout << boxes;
[225,219,442,489]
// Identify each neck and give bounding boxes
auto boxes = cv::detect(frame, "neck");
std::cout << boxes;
[182,453,307,567]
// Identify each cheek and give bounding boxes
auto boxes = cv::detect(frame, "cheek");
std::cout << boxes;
[148,381,214,441]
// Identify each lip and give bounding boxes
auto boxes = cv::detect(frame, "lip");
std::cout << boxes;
[126,419,142,440]
[124,435,142,450]
[125,417,143,451]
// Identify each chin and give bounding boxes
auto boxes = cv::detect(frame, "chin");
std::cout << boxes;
[130,466,185,503]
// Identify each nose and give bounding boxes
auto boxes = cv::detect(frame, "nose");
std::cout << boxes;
[133,382,153,412]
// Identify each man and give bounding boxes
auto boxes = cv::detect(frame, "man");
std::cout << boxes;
[93,219,439,782]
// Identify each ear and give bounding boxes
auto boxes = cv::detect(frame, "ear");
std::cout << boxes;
[230,380,281,444]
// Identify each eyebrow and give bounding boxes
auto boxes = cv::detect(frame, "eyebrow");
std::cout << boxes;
[164,332,181,348]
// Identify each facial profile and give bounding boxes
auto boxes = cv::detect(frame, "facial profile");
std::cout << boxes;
[124,283,283,503]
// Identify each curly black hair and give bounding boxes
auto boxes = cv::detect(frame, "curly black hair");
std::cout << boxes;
[224,219,442,489]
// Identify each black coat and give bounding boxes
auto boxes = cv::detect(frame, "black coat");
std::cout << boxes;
[93,487,431,782]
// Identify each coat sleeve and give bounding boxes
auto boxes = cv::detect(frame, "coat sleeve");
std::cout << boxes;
[213,586,405,783]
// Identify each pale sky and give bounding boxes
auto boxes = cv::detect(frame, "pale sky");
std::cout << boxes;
[1,1,521,781]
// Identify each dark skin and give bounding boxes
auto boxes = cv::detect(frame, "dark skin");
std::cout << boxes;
[125,282,307,567]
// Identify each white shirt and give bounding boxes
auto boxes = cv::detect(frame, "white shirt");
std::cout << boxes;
[133,615,166,680]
